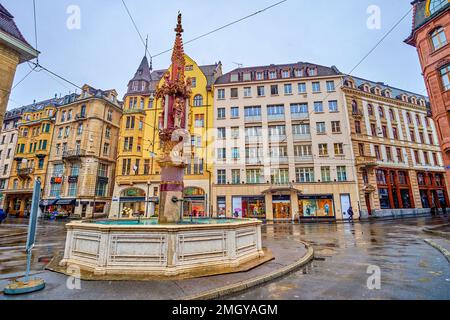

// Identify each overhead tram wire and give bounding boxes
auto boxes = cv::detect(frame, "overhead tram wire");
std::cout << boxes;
[151,0,288,59]
[278,6,415,146]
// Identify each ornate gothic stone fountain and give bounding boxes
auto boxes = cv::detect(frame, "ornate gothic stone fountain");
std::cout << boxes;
[57,14,267,279]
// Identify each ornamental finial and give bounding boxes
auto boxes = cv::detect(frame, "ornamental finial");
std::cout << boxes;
[175,12,184,35]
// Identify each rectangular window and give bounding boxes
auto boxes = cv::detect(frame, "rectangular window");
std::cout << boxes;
[326,81,335,92]
[270,85,279,95]
[217,89,225,99]
[314,102,323,113]
[334,143,344,156]
[231,169,240,184]
[68,182,77,197]
[231,107,239,118]
[397,148,403,163]
[337,166,347,181]
[292,124,310,135]
[244,106,261,117]
[328,100,338,112]
[269,125,286,136]
[375,145,381,160]
[318,144,328,156]
[217,170,226,184]
[230,88,238,98]
[195,114,205,127]
[355,120,361,134]
[217,128,226,139]
[244,87,252,97]
[271,169,289,185]
[284,84,293,95]
[294,145,312,157]
[246,169,263,184]
[321,167,331,182]
[217,148,226,160]
[231,127,239,139]
[312,82,321,93]
[331,121,341,133]
[291,103,308,114]
[267,105,285,116]
[316,122,326,134]
[440,64,450,91]
[257,86,265,97]
[217,108,226,119]
[231,148,240,160]
[298,83,306,93]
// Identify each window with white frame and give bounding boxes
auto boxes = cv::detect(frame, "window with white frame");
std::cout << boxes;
[296,167,314,183]
[291,103,308,114]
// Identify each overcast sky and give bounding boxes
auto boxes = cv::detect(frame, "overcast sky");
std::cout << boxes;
[4,0,425,110]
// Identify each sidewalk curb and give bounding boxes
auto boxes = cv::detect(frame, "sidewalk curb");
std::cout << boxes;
[423,239,450,263]
[183,241,314,300]
[423,224,450,238]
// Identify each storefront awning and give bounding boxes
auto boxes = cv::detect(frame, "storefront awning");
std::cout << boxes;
[261,187,303,195]
[39,199,58,206]
[55,199,76,205]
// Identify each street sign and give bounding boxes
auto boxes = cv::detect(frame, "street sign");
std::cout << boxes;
[4,179,45,295]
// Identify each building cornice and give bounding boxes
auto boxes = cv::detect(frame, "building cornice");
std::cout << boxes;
[0,30,39,63]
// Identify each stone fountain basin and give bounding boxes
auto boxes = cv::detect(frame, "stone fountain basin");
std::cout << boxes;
[59,219,266,278]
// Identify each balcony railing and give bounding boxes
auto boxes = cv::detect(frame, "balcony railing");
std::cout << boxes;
[267,114,285,122]
[291,113,309,120]
[293,134,311,141]
[269,135,287,142]
[244,115,262,123]
[123,108,146,115]
[75,113,87,120]
[17,168,34,177]
[62,149,87,159]
[246,158,263,165]
[294,156,314,163]
[245,136,263,144]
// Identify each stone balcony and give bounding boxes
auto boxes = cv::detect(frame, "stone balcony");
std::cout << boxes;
[244,115,262,123]
[293,134,311,142]
[17,167,34,178]
[356,155,378,168]
[63,149,87,160]
[291,113,309,120]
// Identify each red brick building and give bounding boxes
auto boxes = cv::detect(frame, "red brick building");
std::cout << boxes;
[405,0,450,182]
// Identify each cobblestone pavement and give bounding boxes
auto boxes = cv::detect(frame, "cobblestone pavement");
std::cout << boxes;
[1,216,450,300]
[229,216,450,300]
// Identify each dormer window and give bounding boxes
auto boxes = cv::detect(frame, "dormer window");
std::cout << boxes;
[256,72,263,80]
[308,68,317,76]
[375,88,381,95]
[243,72,251,81]
[230,74,239,82]
[294,69,303,77]
[427,0,448,16]
[282,70,290,78]
[269,71,277,80]
[402,95,408,102]
[364,85,370,92]
[385,90,391,98]
[411,97,417,105]
[132,81,138,91]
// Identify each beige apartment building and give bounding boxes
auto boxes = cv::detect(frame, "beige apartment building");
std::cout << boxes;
[42,85,122,219]
[0,107,22,209]
[212,63,359,221]
[343,76,449,218]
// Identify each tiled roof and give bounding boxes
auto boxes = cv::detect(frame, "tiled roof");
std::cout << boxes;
[199,63,222,88]
[0,3,31,46]
[406,0,450,43]
[131,56,152,83]
[215,62,341,84]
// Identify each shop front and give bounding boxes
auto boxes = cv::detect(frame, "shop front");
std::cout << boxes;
[183,187,207,217]
[119,188,147,218]
[417,171,449,209]
[272,195,291,219]
[232,196,266,219]
[298,194,335,220]
[41,199,75,217]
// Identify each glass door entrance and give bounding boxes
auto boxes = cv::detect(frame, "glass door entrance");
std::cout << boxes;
[273,195,291,219]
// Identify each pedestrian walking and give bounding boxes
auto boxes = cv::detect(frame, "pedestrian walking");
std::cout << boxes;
[347,206,354,223]
[0,209,6,224]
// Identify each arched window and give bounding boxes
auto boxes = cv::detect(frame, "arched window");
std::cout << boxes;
[193,95,203,107]
[378,106,385,118]
[407,112,412,124]
[389,109,395,121]
[351,100,359,114]
[427,0,448,16]
[367,104,374,116]
[430,27,447,51]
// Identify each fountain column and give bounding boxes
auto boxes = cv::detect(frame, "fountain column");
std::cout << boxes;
[156,13,192,224]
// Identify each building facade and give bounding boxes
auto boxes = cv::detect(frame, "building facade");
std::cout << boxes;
[212,63,359,221]
[42,85,122,219]
[405,0,450,182]
[3,100,60,217]
[111,54,222,219]
[0,4,38,125]
[343,76,449,218]
[0,107,23,209]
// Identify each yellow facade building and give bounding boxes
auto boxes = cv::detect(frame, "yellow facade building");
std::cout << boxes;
[111,54,222,218]
[3,101,58,217]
